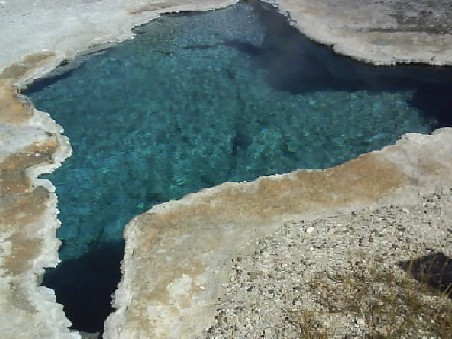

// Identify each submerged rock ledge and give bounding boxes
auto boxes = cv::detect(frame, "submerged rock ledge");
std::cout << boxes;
[0,0,451,338]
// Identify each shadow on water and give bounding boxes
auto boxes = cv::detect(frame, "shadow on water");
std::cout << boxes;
[27,0,452,335]
[176,0,452,126]
[43,241,124,334]
[242,0,452,126]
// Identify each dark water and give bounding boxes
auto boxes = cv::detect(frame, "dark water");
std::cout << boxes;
[42,241,124,333]
[26,0,452,333]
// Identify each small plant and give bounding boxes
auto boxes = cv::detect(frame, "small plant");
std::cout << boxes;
[286,309,332,339]
[291,253,452,338]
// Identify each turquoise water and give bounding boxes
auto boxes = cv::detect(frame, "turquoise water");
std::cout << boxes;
[26,0,452,332]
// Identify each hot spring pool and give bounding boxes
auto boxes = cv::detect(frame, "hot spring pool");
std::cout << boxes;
[26,0,452,333]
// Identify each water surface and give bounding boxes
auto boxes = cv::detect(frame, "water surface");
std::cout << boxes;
[26,0,452,332]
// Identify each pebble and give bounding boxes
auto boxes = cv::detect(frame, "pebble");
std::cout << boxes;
[202,190,452,338]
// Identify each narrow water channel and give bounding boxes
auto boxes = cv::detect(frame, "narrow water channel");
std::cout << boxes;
[26,0,452,334]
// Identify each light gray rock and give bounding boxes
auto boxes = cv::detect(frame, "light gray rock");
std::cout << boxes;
[271,0,452,65]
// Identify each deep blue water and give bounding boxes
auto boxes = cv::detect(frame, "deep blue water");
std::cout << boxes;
[26,0,452,333]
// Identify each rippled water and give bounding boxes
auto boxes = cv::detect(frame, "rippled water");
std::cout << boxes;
[26,0,452,332]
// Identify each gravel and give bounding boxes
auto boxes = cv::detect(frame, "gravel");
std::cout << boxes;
[202,188,452,338]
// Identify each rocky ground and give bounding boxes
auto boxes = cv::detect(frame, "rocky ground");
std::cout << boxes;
[203,189,452,338]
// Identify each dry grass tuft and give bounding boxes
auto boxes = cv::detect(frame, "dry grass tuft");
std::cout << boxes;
[289,252,452,338]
